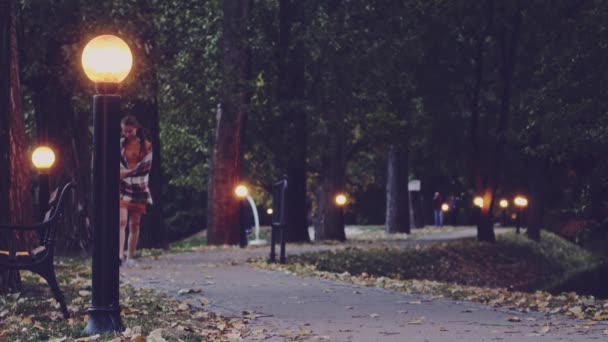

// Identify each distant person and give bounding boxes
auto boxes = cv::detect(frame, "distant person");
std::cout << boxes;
[119,115,153,267]
[433,192,443,227]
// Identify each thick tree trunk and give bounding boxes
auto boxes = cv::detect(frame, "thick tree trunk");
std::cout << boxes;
[314,114,346,242]
[471,0,494,242]
[0,0,36,292]
[207,0,252,245]
[385,145,410,234]
[279,0,309,242]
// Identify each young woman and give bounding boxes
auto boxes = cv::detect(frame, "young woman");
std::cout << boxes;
[119,115,153,267]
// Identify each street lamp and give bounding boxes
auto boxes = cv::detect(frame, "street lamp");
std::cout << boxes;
[499,199,508,226]
[473,196,484,208]
[234,184,265,246]
[82,34,132,335]
[32,146,55,221]
[514,196,528,234]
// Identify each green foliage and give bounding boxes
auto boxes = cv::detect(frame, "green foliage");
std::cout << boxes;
[15,0,608,236]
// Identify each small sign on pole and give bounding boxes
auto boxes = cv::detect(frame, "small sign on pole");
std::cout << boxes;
[408,179,421,191]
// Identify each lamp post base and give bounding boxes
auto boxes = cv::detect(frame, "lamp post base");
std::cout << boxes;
[83,306,124,335]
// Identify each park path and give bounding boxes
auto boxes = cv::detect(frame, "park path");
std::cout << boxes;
[121,228,608,341]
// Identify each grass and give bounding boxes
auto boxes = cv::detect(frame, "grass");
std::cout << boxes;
[288,231,603,292]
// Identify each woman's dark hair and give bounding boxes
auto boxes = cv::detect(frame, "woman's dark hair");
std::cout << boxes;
[121,115,150,155]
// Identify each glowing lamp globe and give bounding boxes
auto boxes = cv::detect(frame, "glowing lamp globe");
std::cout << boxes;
[234,184,249,198]
[441,203,449,212]
[514,196,528,207]
[266,208,274,215]
[473,196,484,208]
[32,146,56,170]
[499,199,509,208]
[335,193,347,206]
[82,35,133,83]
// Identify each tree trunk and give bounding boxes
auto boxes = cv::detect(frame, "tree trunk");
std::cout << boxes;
[0,0,36,292]
[314,113,346,242]
[136,94,167,249]
[207,0,252,245]
[279,0,309,242]
[470,0,494,242]
[385,145,410,234]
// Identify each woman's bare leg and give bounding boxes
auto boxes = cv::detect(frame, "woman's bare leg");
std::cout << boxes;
[127,211,142,259]
[119,208,129,261]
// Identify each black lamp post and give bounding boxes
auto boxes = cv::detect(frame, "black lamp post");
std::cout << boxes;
[514,196,528,235]
[81,35,133,335]
[499,199,508,227]
[31,146,55,221]
[335,193,347,231]
[473,196,483,225]
[235,184,249,248]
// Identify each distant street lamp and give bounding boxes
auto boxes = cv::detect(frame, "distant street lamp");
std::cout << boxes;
[234,184,265,246]
[499,199,508,226]
[441,203,449,212]
[514,196,528,234]
[473,196,484,208]
[266,208,273,215]
[82,34,132,335]
[32,146,56,221]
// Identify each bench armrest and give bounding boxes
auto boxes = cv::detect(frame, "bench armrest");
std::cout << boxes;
[0,221,51,231]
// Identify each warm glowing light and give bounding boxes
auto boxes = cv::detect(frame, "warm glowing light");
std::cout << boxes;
[441,203,449,212]
[267,208,273,215]
[82,35,133,83]
[32,146,56,170]
[234,184,249,198]
[335,193,347,206]
[514,196,528,207]
[473,196,484,208]
[499,199,509,208]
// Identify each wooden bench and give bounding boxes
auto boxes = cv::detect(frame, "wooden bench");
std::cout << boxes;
[0,182,73,318]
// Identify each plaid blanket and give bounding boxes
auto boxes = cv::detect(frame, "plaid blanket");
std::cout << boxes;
[120,138,153,205]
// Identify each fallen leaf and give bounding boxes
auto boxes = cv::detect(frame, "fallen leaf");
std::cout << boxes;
[408,317,425,324]
[48,337,67,342]
[370,313,380,318]
[537,326,550,334]
[147,328,167,342]
[507,317,521,322]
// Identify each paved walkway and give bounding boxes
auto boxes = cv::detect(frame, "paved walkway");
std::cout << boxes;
[121,228,607,341]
